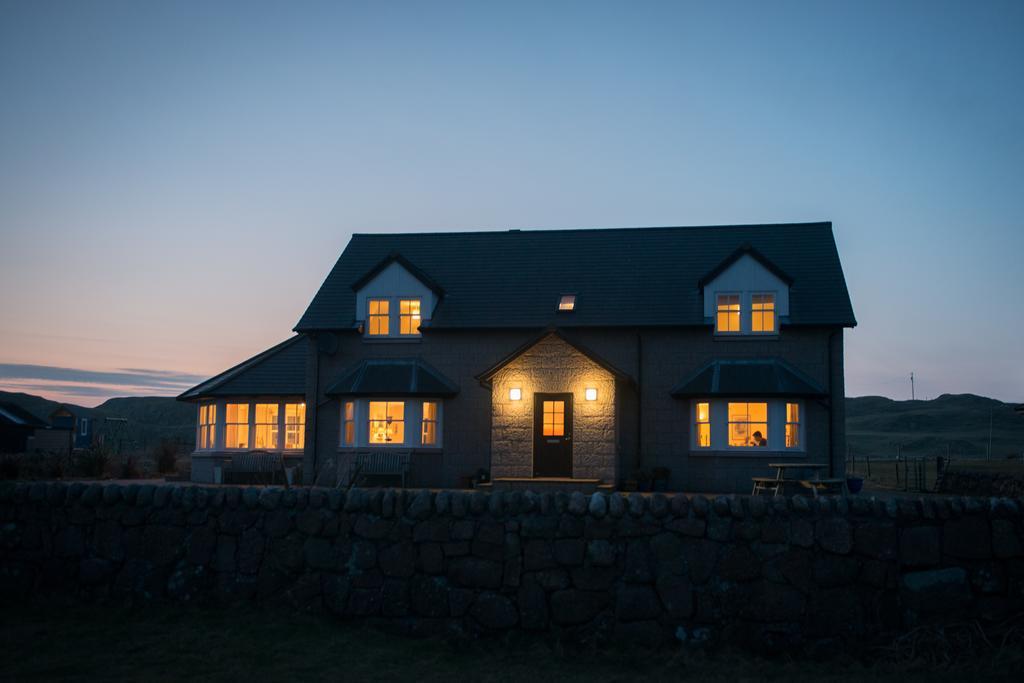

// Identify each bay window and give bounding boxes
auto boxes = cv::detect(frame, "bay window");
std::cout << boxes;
[692,399,804,451]
[225,403,249,449]
[339,398,443,448]
[285,402,305,450]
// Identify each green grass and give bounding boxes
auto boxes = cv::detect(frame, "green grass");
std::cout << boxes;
[2,605,1022,682]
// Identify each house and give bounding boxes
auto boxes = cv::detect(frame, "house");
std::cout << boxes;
[48,406,96,451]
[179,222,856,493]
[0,402,49,453]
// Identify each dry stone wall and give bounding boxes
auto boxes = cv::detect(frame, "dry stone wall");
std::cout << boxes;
[2,481,1023,651]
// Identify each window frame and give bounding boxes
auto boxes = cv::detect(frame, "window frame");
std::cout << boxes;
[253,403,280,450]
[341,401,356,446]
[690,399,805,453]
[421,400,440,446]
[224,402,250,450]
[398,298,423,336]
[785,401,802,449]
[339,398,443,449]
[368,400,406,445]
[750,292,777,334]
[694,401,711,449]
[367,299,391,336]
[284,402,305,451]
[715,292,742,335]
[198,403,217,451]
[557,294,577,312]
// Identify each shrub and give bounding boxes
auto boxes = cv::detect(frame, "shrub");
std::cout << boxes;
[74,448,110,478]
[155,441,179,474]
[119,456,141,479]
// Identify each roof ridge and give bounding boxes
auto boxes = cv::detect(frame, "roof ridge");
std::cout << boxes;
[351,221,832,238]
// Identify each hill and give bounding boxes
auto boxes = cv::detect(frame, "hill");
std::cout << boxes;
[0,391,195,452]
[846,393,1024,459]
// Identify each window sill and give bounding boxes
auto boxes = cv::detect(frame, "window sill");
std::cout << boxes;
[712,334,780,341]
[689,449,806,458]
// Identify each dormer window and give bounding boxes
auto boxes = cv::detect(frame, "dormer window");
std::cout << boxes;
[367,299,390,336]
[751,293,775,333]
[399,299,422,335]
[558,294,576,312]
[716,294,741,333]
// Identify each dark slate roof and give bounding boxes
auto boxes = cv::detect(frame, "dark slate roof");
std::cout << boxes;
[296,222,856,331]
[670,359,827,398]
[177,336,307,401]
[0,402,48,428]
[326,358,459,397]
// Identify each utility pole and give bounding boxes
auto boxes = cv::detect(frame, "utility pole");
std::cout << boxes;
[910,372,915,400]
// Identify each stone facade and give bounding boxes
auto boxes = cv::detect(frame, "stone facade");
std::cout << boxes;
[3,481,1024,652]
[489,335,617,482]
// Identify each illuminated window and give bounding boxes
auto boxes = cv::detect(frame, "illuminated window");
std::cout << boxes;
[558,295,576,312]
[421,401,438,446]
[225,403,249,449]
[399,299,422,335]
[542,400,565,436]
[786,402,801,448]
[368,401,404,444]
[752,293,776,333]
[367,299,390,336]
[285,403,305,450]
[716,294,741,333]
[198,404,216,450]
[695,401,711,448]
[728,402,768,448]
[341,401,355,446]
[254,403,279,449]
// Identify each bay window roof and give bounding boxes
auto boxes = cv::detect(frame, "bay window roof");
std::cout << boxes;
[296,222,855,331]
[670,358,826,398]
[327,358,458,397]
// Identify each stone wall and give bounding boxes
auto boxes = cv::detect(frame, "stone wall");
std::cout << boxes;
[6,482,1019,651]
[489,335,617,482]
[940,469,1024,498]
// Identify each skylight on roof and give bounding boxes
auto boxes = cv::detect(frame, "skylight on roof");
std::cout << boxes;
[558,294,576,312]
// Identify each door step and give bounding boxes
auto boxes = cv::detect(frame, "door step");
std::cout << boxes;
[485,477,611,493]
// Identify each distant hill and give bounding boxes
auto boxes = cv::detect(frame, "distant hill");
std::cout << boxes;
[0,391,195,452]
[846,393,1024,459]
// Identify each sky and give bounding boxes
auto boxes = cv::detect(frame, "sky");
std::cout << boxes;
[1,0,1022,406]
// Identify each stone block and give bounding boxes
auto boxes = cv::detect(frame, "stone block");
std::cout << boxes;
[943,517,992,559]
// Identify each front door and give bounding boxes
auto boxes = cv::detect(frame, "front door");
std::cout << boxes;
[533,393,573,477]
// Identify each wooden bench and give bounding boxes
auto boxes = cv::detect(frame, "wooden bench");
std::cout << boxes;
[797,478,847,497]
[751,477,783,496]
[340,450,412,489]
[225,451,283,485]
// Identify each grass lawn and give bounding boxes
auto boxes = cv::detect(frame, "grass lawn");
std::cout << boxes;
[2,605,1022,682]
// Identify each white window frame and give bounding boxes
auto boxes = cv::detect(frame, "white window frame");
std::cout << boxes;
[694,401,711,449]
[750,291,777,335]
[366,298,391,336]
[197,403,217,451]
[714,292,742,335]
[398,298,423,336]
[224,402,250,450]
[283,402,305,451]
[341,401,356,446]
[785,401,803,449]
[80,418,88,436]
[363,296,424,339]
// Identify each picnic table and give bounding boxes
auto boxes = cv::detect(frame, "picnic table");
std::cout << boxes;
[751,463,846,497]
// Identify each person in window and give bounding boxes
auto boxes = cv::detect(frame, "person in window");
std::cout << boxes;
[750,431,767,447]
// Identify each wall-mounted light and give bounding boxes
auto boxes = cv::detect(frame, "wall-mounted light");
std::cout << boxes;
[509,388,522,401]
[585,387,598,401]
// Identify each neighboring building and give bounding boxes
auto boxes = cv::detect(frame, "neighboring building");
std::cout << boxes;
[0,402,48,453]
[179,222,856,493]
[49,406,96,451]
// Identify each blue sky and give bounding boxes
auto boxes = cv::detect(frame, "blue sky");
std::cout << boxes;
[1,0,1022,405]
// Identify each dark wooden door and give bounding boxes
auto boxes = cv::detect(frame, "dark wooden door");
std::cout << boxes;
[533,393,573,477]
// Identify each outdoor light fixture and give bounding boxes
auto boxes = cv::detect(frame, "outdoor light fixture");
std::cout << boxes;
[509,388,522,401]
[585,388,598,401]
